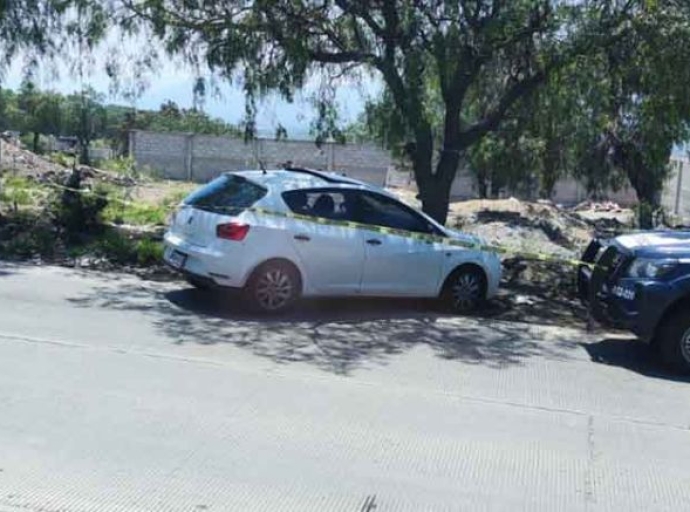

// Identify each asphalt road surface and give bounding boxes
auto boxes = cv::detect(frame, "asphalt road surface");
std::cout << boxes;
[1,263,689,511]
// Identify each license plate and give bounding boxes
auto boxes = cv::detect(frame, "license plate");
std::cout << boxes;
[165,247,187,270]
[611,285,635,301]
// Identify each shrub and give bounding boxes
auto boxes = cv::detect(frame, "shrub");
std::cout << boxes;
[91,229,137,264]
[100,156,138,178]
[54,171,110,238]
[49,152,77,168]
[135,238,164,266]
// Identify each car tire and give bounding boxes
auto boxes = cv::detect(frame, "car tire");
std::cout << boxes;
[244,261,301,314]
[442,266,487,314]
[658,310,690,373]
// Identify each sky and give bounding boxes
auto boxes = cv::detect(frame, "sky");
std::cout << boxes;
[3,49,381,140]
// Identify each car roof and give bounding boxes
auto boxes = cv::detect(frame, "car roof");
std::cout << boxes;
[228,168,392,195]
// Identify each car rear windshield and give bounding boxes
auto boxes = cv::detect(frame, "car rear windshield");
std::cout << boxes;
[184,174,267,214]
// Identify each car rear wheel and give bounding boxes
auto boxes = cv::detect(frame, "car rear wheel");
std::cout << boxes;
[245,261,301,314]
[658,309,690,373]
[442,266,486,314]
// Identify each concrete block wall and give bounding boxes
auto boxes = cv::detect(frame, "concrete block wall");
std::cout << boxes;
[191,135,257,182]
[130,130,690,220]
[129,130,392,184]
[334,143,393,186]
[663,157,690,221]
[130,131,189,180]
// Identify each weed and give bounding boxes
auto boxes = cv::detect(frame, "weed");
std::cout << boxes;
[0,176,49,208]
[102,200,168,226]
[48,152,77,168]
[100,156,138,177]
[135,238,164,266]
[91,229,137,264]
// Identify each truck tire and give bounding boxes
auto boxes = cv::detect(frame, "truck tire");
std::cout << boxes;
[658,309,690,373]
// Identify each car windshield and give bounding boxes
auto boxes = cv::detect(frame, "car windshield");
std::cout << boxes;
[184,174,267,214]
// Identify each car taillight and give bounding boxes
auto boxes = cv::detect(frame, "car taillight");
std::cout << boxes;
[216,222,250,241]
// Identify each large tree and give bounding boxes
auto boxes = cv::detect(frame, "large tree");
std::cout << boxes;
[116,0,636,223]
[18,82,64,152]
[0,1,74,78]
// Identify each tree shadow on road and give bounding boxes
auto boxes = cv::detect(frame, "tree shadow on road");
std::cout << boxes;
[583,338,690,383]
[67,281,585,375]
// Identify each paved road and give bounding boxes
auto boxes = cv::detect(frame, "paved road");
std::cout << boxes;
[0,263,689,511]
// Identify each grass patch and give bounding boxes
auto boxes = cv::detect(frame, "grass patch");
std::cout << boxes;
[99,156,137,175]
[161,189,189,208]
[101,186,185,226]
[47,152,77,168]
[135,238,164,266]
[102,200,169,226]
[89,229,163,266]
[0,176,50,208]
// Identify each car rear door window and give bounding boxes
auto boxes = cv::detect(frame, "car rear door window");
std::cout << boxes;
[184,174,266,213]
[283,190,354,221]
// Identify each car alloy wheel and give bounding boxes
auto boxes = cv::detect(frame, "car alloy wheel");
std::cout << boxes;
[254,268,295,311]
[451,271,483,313]
[681,327,690,364]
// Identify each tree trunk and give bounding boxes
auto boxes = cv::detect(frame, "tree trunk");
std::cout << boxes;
[420,182,451,225]
[630,177,661,229]
[413,141,462,226]
[617,144,664,229]
[32,132,40,154]
[79,140,90,166]
[407,128,456,225]
[490,177,502,199]
[476,167,488,198]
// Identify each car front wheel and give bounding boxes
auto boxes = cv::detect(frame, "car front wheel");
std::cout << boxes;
[442,266,486,314]
[245,261,301,314]
[659,309,690,373]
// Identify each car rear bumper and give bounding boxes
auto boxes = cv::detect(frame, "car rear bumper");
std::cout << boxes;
[163,232,245,288]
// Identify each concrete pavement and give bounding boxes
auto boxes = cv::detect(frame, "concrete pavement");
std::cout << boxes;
[0,263,689,511]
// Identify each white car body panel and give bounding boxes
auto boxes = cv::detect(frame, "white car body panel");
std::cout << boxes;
[163,169,502,300]
[360,233,444,296]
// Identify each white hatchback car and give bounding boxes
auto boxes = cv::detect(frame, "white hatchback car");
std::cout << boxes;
[164,168,502,313]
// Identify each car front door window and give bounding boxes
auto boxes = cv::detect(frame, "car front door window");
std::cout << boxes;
[355,192,437,234]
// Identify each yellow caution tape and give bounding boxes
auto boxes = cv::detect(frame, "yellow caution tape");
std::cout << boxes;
[23,178,595,268]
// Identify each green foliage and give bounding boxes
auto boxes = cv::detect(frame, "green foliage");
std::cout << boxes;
[55,177,110,238]
[0,1,69,78]
[88,229,162,266]
[121,0,635,222]
[90,229,136,263]
[102,199,168,226]
[0,87,243,158]
[351,3,690,211]
[0,213,58,259]
[99,156,137,176]
[49,152,78,168]
[135,238,163,266]
[161,190,189,209]
[0,176,50,208]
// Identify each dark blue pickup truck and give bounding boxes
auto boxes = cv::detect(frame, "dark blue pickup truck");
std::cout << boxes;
[578,231,690,372]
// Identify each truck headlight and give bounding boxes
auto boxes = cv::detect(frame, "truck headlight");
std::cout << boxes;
[627,258,678,279]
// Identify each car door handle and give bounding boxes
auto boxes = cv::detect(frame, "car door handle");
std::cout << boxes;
[293,234,311,242]
[366,238,382,246]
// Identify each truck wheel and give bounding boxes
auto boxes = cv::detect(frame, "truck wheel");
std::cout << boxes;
[658,310,690,373]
